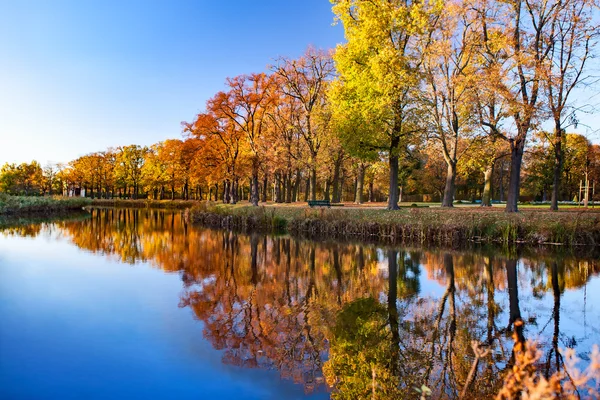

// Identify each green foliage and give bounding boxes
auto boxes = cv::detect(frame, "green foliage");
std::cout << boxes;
[330,0,442,143]
[0,161,44,195]
[323,297,401,399]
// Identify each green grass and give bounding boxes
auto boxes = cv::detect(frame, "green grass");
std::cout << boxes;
[188,203,600,246]
[0,194,92,215]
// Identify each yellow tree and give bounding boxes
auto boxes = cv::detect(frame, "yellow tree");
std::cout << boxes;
[265,89,305,203]
[423,0,480,207]
[142,143,169,199]
[475,0,579,212]
[115,145,147,199]
[330,0,443,209]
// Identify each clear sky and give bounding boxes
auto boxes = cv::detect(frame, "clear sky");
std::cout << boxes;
[0,0,344,166]
[0,1,598,167]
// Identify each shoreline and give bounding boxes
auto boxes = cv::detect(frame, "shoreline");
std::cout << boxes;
[2,197,599,247]
[0,195,92,216]
[186,203,600,247]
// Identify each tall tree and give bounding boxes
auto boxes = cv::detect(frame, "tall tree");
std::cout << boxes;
[115,145,147,199]
[542,0,598,210]
[331,0,442,209]
[424,1,479,207]
[215,73,277,206]
[477,0,570,212]
[184,92,245,204]
[274,47,336,201]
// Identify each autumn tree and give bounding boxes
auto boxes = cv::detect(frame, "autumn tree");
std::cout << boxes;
[331,0,442,210]
[0,161,44,195]
[115,145,147,199]
[475,0,581,212]
[423,1,480,207]
[266,89,306,203]
[184,91,246,204]
[211,74,278,206]
[142,143,169,200]
[542,0,599,210]
[273,47,336,201]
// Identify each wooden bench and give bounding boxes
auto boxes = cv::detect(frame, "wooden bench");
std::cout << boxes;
[308,200,331,208]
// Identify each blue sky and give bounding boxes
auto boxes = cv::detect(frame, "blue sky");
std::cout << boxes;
[0,1,598,166]
[0,0,344,165]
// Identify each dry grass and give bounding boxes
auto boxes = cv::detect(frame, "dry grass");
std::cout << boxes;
[0,194,92,215]
[187,203,600,246]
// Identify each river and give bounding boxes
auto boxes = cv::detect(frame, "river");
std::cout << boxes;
[1,208,599,399]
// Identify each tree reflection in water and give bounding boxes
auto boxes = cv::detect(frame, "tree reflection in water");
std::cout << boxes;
[3,208,599,399]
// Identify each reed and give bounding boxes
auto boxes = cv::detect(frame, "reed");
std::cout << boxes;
[0,194,92,215]
[187,204,600,246]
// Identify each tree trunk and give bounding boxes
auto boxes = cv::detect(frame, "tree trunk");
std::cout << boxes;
[262,174,268,203]
[482,162,494,207]
[274,172,281,203]
[368,180,374,202]
[332,152,343,203]
[442,161,457,207]
[285,170,292,203]
[324,178,331,202]
[550,127,563,211]
[282,172,288,203]
[304,176,310,202]
[499,163,505,202]
[291,170,300,202]
[229,179,237,204]
[506,138,526,212]
[310,164,317,201]
[224,180,230,203]
[388,151,400,210]
[250,162,259,206]
[355,164,366,204]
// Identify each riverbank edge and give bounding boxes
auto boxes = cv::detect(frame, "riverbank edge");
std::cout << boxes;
[0,195,92,216]
[90,198,197,209]
[185,204,600,247]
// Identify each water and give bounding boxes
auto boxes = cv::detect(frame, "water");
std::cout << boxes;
[1,208,599,399]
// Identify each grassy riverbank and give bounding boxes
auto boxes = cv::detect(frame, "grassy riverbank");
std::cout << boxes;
[187,203,600,246]
[0,194,92,216]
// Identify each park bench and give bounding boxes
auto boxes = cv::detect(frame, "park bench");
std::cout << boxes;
[308,200,331,208]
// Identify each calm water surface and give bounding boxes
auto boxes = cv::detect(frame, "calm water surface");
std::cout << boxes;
[1,208,599,399]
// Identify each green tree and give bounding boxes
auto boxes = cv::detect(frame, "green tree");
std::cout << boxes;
[330,0,442,209]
